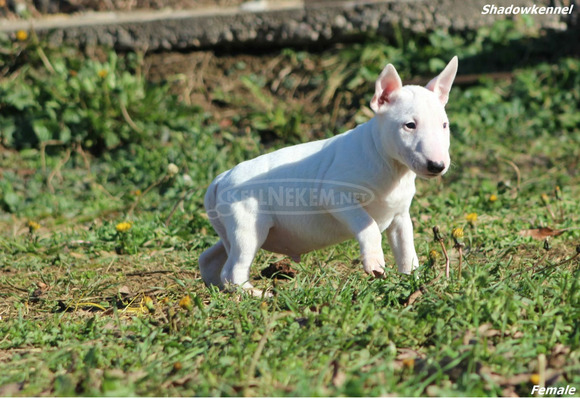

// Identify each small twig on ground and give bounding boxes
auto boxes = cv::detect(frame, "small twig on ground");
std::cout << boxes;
[125,270,173,277]
[3,281,29,293]
[30,28,55,74]
[128,163,179,216]
[0,333,10,346]
[433,226,450,279]
[119,99,143,134]
[509,251,550,280]
[127,175,167,216]
[74,142,91,174]
[40,140,65,174]
[510,242,579,280]
[532,245,580,276]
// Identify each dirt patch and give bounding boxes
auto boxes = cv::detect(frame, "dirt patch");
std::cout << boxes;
[260,258,297,279]
[143,48,369,144]
[0,251,200,320]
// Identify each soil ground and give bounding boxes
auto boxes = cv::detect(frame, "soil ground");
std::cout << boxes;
[142,47,371,144]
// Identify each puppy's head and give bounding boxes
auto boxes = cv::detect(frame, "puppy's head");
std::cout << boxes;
[370,57,458,178]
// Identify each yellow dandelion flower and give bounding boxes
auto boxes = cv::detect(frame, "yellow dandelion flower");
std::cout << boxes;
[540,193,550,205]
[116,221,132,233]
[529,373,540,385]
[466,213,478,224]
[16,30,28,41]
[97,69,108,79]
[489,194,498,202]
[27,221,41,232]
[179,295,192,311]
[429,249,440,262]
[143,295,155,312]
[452,227,464,239]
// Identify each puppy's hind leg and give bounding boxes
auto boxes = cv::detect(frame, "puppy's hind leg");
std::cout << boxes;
[220,221,272,297]
[199,240,228,288]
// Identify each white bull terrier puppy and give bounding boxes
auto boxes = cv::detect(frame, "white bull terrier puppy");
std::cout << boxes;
[200,56,458,295]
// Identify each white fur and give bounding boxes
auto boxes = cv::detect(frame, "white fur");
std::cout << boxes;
[200,56,459,295]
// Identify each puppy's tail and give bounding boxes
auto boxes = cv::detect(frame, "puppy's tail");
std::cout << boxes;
[204,177,220,221]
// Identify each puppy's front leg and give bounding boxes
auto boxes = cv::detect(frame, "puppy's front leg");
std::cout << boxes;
[386,213,419,274]
[333,209,385,277]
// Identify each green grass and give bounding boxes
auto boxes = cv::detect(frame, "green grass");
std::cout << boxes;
[1,20,579,396]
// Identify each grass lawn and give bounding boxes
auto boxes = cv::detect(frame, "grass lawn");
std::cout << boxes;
[0,20,579,396]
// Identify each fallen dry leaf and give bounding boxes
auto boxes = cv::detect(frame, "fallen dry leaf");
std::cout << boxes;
[549,344,571,369]
[406,289,423,306]
[519,227,568,240]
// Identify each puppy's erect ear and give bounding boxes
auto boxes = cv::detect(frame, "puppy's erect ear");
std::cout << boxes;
[425,56,458,106]
[370,64,403,113]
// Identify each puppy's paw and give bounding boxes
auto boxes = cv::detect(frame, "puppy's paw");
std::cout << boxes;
[225,283,273,298]
[371,269,385,279]
[398,256,419,275]
[241,282,273,298]
[248,288,273,298]
[362,253,386,278]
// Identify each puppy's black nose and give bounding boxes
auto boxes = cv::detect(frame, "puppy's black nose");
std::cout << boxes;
[427,160,445,174]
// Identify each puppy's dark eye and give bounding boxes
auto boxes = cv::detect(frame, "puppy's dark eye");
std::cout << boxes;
[443,122,448,129]
[404,122,416,129]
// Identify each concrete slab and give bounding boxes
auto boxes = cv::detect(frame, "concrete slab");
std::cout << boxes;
[0,0,575,51]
